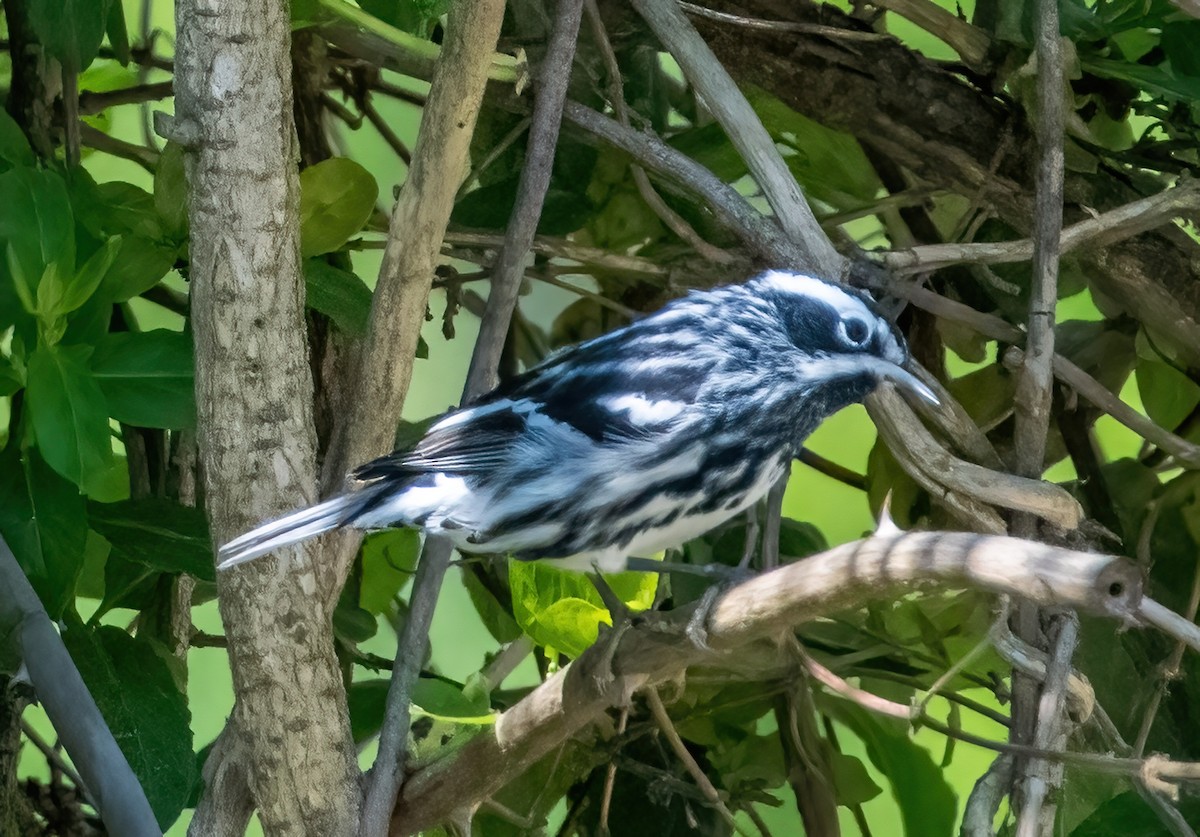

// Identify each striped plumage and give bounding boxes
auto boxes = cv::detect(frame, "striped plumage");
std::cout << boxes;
[217,271,934,573]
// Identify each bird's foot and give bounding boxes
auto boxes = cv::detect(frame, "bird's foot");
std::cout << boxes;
[587,570,639,696]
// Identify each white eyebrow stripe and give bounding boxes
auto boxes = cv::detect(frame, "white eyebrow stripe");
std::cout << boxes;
[758,270,877,322]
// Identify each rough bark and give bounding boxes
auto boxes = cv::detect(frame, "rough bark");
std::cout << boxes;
[170,1,359,833]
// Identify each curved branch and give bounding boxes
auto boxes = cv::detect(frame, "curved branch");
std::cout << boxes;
[391,531,1146,833]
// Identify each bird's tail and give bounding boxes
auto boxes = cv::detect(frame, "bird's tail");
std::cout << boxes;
[216,485,388,571]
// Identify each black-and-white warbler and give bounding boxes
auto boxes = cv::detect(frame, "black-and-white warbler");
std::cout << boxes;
[217,270,935,572]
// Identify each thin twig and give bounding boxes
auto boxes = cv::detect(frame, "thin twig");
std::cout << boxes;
[761,474,787,569]
[629,0,845,277]
[797,448,867,490]
[19,721,92,804]
[354,2,509,834]
[882,177,1200,273]
[599,707,629,834]
[362,98,412,165]
[78,80,175,114]
[645,688,745,834]
[1015,614,1079,837]
[463,0,586,397]
[1133,560,1200,756]
[678,1,888,42]
[78,122,159,170]
[455,115,531,199]
[562,101,799,266]
[527,269,639,319]
[584,0,734,264]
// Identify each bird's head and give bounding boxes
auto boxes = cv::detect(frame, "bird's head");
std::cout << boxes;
[746,270,937,408]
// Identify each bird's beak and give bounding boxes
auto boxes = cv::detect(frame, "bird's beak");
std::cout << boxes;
[879,363,939,406]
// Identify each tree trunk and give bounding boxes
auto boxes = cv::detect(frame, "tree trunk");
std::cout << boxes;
[171,1,360,833]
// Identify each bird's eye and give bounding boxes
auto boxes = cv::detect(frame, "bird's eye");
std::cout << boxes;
[840,316,872,348]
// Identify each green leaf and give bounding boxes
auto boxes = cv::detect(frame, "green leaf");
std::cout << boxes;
[745,85,883,210]
[411,678,492,723]
[36,235,121,321]
[304,259,373,335]
[348,679,389,744]
[453,177,593,236]
[509,560,655,657]
[0,353,23,396]
[96,550,161,616]
[463,566,522,643]
[1070,789,1200,836]
[333,599,378,643]
[0,110,35,171]
[28,0,114,70]
[62,621,195,829]
[26,342,114,492]
[92,180,163,239]
[88,497,215,582]
[360,528,419,614]
[1162,21,1200,80]
[299,157,379,258]
[669,122,748,182]
[0,445,87,618]
[829,750,884,806]
[0,167,75,307]
[1083,57,1200,102]
[99,236,179,302]
[153,142,189,239]
[105,0,131,65]
[824,700,956,837]
[90,330,195,429]
[1137,359,1200,435]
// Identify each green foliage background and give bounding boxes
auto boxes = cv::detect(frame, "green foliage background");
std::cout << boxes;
[4,0,1200,834]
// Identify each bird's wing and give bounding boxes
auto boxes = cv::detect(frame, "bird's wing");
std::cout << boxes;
[353,323,717,482]
[352,403,528,482]
[489,330,716,442]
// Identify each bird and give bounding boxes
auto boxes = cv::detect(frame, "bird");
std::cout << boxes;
[217,270,936,574]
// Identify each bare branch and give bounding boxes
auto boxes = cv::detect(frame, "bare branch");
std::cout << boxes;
[391,531,1145,833]
[323,0,507,591]
[1016,615,1079,837]
[78,80,174,114]
[585,0,735,264]
[463,0,585,396]
[868,387,1083,530]
[1008,7,1068,828]
[646,688,744,833]
[868,0,991,70]
[0,537,159,836]
[882,178,1200,273]
[628,0,845,277]
[352,2,509,832]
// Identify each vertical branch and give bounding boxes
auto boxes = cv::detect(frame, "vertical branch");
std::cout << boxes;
[1009,0,1066,831]
[169,0,360,833]
[462,0,586,396]
[627,0,845,278]
[364,0,583,832]
[1015,614,1079,837]
[322,0,508,604]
